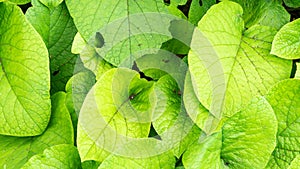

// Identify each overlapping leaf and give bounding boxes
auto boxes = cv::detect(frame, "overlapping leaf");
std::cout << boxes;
[77,68,154,162]
[266,79,300,168]
[21,144,81,169]
[230,0,290,30]
[271,18,300,60]
[183,97,277,169]
[188,1,292,127]
[26,0,84,93]
[0,92,74,169]
[0,2,51,136]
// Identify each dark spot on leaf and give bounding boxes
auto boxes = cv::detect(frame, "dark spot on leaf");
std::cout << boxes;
[224,162,230,166]
[52,70,60,76]
[95,32,105,48]
[173,89,182,96]
[162,59,169,63]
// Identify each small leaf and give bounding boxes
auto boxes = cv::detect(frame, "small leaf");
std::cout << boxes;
[21,144,81,169]
[284,0,300,8]
[271,18,300,60]
[0,2,51,136]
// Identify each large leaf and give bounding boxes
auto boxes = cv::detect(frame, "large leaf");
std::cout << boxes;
[0,2,51,136]
[26,0,84,93]
[271,18,300,60]
[77,68,154,162]
[66,0,173,67]
[230,0,290,30]
[0,92,74,169]
[189,1,291,126]
[266,79,300,168]
[183,97,277,169]
[21,144,81,169]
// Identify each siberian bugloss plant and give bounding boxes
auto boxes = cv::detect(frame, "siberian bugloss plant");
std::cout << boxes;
[0,0,299,168]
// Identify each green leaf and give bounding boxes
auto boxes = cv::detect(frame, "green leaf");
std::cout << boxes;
[77,68,153,162]
[230,0,290,30]
[39,0,63,8]
[271,18,300,60]
[183,71,221,133]
[296,62,300,79]
[189,1,291,124]
[21,144,81,169]
[188,0,216,25]
[0,92,74,169]
[7,0,30,5]
[66,0,169,41]
[26,0,84,93]
[0,2,51,136]
[221,97,277,168]
[71,32,86,54]
[98,152,176,169]
[152,74,201,157]
[65,70,96,142]
[66,0,172,67]
[288,155,300,169]
[81,160,100,169]
[284,0,300,8]
[265,79,300,169]
[183,97,277,168]
[182,132,225,169]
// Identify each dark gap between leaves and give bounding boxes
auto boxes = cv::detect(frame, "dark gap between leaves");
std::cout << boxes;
[290,59,299,78]
[148,124,161,140]
[19,2,32,14]
[178,0,193,17]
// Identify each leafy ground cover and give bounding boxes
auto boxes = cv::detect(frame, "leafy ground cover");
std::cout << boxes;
[0,0,300,168]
